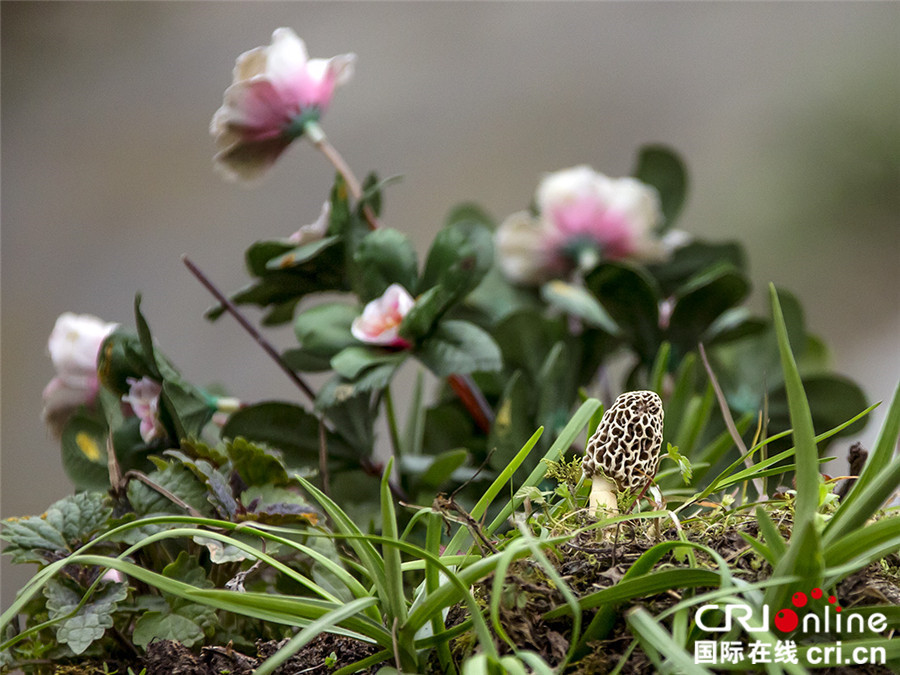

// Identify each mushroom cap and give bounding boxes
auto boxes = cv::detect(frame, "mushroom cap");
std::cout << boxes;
[583,390,664,492]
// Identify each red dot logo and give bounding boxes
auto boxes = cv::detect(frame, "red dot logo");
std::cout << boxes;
[792,592,807,607]
[774,608,798,633]
[811,587,823,599]
[828,595,836,604]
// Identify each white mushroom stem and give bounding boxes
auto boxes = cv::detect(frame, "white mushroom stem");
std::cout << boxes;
[588,474,619,516]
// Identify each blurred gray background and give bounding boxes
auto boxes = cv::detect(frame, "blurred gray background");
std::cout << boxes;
[2,2,898,610]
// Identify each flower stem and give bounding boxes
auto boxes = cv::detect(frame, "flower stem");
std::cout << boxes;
[304,120,379,230]
[182,255,318,406]
[303,122,493,437]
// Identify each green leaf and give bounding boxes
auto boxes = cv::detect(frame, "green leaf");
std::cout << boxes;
[228,437,289,487]
[464,263,541,326]
[352,228,418,301]
[416,320,502,377]
[702,307,767,347]
[415,449,471,489]
[293,303,360,364]
[667,264,750,355]
[421,220,494,299]
[587,262,660,363]
[126,462,210,516]
[132,611,206,649]
[206,237,349,325]
[536,342,578,439]
[133,551,218,648]
[1,492,111,564]
[399,285,454,341]
[165,449,237,518]
[331,346,406,381]
[239,485,318,525]
[265,235,341,270]
[632,145,688,232]
[4,499,110,566]
[44,579,128,655]
[492,310,563,380]
[445,202,495,229]
[649,240,745,295]
[767,375,868,448]
[489,372,534,472]
[546,568,721,618]
[540,280,619,334]
[133,294,161,379]
[159,380,213,441]
[379,460,407,626]
[246,240,298,276]
[316,360,405,410]
[222,402,356,464]
[60,413,110,491]
[97,329,154,396]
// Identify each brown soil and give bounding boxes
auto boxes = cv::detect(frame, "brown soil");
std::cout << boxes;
[139,635,383,675]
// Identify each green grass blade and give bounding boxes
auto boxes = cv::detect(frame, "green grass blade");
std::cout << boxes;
[825,379,900,543]
[626,606,714,675]
[295,475,388,608]
[545,568,721,619]
[769,284,820,526]
[664,352,698,441]
[764,519,824,614]
[674,384,715,458]
[823,514,900,575]
[485,398,602,537]
[650,341,671,395]
[444,426,544,555]
[425,511,456,675]
[688,412,754,486]
[332,650,393,675]
[847,379,900,499]
[380,458,407,625]
[755,506,787,559]
[824,455,900,545]
[253,597,378,675]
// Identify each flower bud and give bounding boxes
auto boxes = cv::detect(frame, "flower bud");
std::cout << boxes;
[121,376,165,444]
[351,284,415,347]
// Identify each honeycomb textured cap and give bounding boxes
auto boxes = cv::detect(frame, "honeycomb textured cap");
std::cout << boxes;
[583,390,664,492]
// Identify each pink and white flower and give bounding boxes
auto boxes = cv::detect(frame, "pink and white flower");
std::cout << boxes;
[211,28,356,182]
[351,284,415,348]
[496,166,666,284]
[122,376,165,444]
[42,313,118,436]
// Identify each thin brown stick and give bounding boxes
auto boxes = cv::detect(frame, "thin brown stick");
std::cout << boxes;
[182,255,317,405]
[698,342,766,499]
[123,470,204,518]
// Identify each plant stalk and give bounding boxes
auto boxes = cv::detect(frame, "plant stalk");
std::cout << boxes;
[182,255,318,406]
[303,121,379,230]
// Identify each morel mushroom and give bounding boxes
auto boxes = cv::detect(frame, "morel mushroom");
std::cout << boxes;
[583,390,664,516]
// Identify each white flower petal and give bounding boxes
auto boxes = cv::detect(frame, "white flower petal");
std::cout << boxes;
[495,211,552,285]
